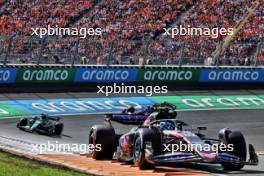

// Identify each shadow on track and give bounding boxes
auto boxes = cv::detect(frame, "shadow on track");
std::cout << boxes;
[60,134,72,138]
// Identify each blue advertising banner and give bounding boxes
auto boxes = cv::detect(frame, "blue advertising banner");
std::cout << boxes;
[74,68,139,83]
[1,96,156,117]
[0,68,17,84]
[200,69,264,82]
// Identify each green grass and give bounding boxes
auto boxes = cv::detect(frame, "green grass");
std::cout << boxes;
[0,151,89,176]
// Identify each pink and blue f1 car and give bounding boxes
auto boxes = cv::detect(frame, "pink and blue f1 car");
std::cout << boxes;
[89,108,258,170]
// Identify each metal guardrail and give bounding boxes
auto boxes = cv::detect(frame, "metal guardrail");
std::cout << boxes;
[0,63,264,69]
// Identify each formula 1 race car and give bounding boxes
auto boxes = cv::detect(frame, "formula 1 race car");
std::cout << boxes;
[105,102,177,125]
[17,114,64,136]
[89,108,258,170]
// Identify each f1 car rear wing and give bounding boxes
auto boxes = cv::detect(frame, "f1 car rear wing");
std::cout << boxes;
[105,114,147,125]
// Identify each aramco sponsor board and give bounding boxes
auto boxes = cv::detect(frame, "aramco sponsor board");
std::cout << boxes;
[1,66,264,84]
[200,69,264,82]
[74,68,138,82]
[0,68,17,83]
[136,68,200,82]
[16,68,75,83]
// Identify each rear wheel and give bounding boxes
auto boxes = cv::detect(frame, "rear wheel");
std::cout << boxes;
[89,124,116,159]
[47,127,54,136]
[54,123,64,135]
[221,131,247,170]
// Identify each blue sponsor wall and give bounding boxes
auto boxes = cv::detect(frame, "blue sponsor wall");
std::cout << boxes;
[74,68,139,83]
[200,69,264,82]
[0,68,17,84]
[2,66,264,85]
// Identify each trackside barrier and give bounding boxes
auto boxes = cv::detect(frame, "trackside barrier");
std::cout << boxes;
[0,65,264,92]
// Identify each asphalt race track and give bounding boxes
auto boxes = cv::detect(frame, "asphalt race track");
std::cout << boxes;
[0,91,264,176]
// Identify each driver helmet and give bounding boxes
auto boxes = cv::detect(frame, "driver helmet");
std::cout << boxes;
[144,106,154,113]
[127,106,135,114]
[32,116,38,121]
[168,110,177,118]
[159,121,175,131]
[41,113,48,120]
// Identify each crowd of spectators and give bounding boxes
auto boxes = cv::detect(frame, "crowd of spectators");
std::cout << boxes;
[41,0,195,64]
[0,0,263,65]
[149,0,263,65]
[0,0,94,34]
[258,48,264,64]
[0,0,96,63]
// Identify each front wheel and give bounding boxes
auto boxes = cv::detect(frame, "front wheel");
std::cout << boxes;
[133,128,161,170]
[221,131,247,170]
[17,118,28,129]
[133,136,154,169]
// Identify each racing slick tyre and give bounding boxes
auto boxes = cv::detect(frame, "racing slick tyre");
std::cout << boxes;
[133,128,161,170]
[221,131,247,171]
[54,123,64,135]
[89,124,116,159]
[17,118,28,129]
[35,126,54,136]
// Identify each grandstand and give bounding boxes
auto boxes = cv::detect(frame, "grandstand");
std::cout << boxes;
[0,0,263,65]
